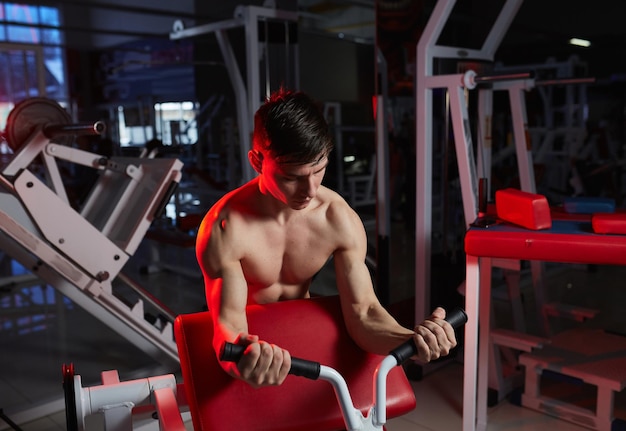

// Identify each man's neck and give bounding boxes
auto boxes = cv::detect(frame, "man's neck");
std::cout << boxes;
[255,178,303,223]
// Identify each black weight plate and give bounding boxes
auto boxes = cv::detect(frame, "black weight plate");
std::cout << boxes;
[5,97,71,151]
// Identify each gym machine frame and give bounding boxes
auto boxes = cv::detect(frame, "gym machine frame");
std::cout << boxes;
[170,4,299,185]
[416,2,603,430]
[0,98,184,423]
[413,1,534,430]
[62,303,466,431]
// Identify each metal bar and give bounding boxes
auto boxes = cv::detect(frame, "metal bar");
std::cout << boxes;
[0,174,15,194]
[43,121,106,138]
[55,0,207,20]
[0,407,26,431]
[117,272,177,323]
[481,0,524,57]
[170,18,242,41]
[263,18,270,99]
[535,77,596,86]
[34,47,46,97]
[245,7,261,121]
[473,72,531,84]
[375,49,390,306]
[318,0,375,7]
[508,83,536,193]
[476,87,493,187]
[428,45,496,61]
[214,28,254,183]
[0,18,170,41]
[21,50,30,97]
[448,85,479,224]
[284,20,290,89]
[463,254,480,431]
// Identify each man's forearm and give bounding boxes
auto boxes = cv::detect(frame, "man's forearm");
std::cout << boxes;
[345,304,414,355]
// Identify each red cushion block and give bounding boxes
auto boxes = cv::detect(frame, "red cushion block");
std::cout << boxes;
[495,188,552,230]
[175,295,417,431]
[592,213,626,235]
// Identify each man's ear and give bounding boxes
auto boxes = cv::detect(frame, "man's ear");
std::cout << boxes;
[248,150,263,173]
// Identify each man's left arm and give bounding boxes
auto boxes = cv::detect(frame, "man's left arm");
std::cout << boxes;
[331,203,456,360]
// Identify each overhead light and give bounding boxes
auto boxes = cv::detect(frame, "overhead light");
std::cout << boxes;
[569,37,591,48]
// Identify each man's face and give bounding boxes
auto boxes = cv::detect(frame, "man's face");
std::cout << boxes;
[261,153,328,210]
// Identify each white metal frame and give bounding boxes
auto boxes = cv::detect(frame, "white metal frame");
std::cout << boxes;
[414,1,524,430]
[67,350,410,431]
[0,113,184,423]
[170,5,299,184]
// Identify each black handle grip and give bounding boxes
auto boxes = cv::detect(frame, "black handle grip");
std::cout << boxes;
[62,363,79,431]
[220,342,322,380]
[220,308,467,378]
[478,178,488,214]
[220,341,245,362]
[390,307,467,365]
[289,358,321,379]
[445,307,468,329]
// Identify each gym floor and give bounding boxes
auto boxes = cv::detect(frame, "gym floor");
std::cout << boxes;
[2,197,625,431]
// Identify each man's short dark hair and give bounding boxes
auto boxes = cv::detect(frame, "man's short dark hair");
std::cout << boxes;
[253,88,334,164]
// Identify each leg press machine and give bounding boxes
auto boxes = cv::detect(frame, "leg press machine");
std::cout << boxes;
[0,98,184,368]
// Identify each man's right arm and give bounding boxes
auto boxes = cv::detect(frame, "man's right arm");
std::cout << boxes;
[196,212,291,387]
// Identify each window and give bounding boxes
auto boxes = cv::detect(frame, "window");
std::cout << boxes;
[117,101,198,147]
[0,2,66,130]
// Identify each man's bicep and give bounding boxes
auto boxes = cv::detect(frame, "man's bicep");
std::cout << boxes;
[204,262,250,369]
[331,209,387,328]
[197,214,230,279]
[334,248,377,309]
[197,212,248,334]
[207,261,249,332]
[331,205,373,303]
[204,261,251,378]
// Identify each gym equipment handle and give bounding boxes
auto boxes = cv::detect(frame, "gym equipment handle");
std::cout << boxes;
[220,307,467,379]
[390,307,467,365]
[43,121,106,138]
[220,343,321,379]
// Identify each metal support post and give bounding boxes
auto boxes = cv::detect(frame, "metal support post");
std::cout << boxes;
[414,0,523,354]
[170,5,299,185]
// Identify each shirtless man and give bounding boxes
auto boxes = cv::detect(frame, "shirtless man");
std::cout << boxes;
[196,88,457,388]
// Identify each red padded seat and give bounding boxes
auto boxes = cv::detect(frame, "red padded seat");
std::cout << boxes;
[174,295,417,431]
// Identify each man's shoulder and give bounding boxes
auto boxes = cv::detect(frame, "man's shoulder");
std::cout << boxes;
[317,187,361,224]
[198,182,259,238]
[210,181,258,215]
[316,186,349,211]
[317,185,347,204]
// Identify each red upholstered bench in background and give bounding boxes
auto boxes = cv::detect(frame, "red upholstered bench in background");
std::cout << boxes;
[174,295,417,431]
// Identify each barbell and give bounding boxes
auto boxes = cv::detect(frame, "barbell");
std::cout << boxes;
[4,97,105,152]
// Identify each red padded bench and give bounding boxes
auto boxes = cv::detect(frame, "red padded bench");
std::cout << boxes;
[174,295,417,431]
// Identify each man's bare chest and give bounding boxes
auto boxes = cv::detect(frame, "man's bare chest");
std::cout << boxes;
[240,223,332,288]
